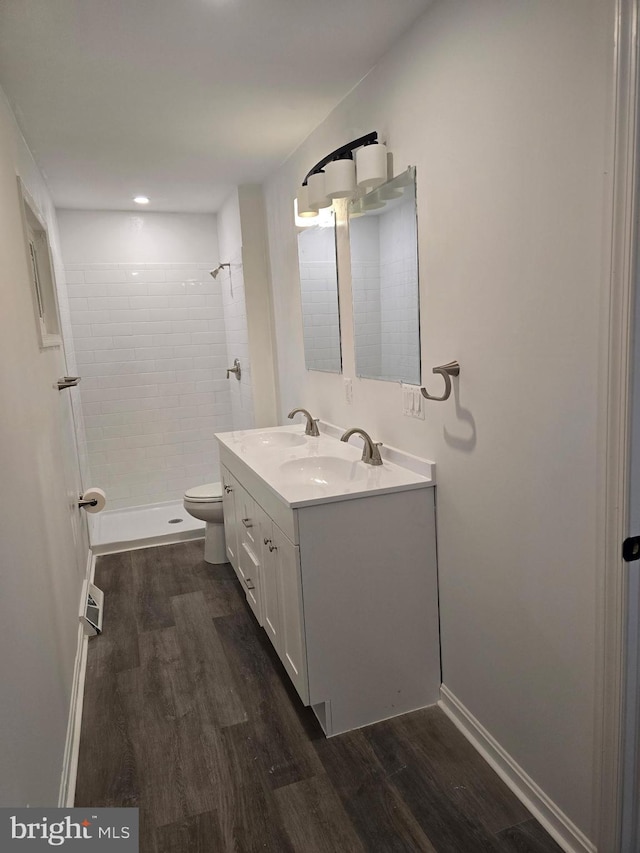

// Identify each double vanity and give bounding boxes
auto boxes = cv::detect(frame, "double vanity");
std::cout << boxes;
[215,418,440,736]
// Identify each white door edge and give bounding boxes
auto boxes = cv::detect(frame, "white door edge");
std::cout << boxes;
[595,0,640,849]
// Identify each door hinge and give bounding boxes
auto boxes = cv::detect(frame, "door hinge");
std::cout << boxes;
[623,536,640,562]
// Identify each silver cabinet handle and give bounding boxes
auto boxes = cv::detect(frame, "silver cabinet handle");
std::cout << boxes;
[263,537,271,546]
[268,543,277,553]
[224,485,233,494]
[244,577,255,590]
[241,518,252,528]
[57,376,81,390]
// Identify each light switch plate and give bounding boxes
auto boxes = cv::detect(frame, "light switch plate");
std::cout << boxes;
[402,384,425,419]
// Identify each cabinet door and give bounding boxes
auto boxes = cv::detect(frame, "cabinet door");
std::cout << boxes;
[221,467,239,571]
[239,541,262,623]
[256,507,281,651]
[273,526,309,704]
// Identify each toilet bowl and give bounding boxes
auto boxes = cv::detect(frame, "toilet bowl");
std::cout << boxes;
[183,482,226,564]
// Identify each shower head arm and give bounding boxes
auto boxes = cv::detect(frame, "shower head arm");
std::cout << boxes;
[210,263,231,279]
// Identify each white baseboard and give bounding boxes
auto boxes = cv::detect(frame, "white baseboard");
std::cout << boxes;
[439,685,596,853]
[58,550,95,807]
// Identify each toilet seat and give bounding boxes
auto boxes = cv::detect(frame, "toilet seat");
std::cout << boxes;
[183,482,223,503]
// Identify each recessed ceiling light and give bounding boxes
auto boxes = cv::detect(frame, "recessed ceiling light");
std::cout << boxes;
[133,195,150,205]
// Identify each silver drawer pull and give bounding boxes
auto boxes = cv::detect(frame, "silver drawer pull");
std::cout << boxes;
[224,485,233,494]
[241,517,253,528]
[263,537,271,546]
[244,577,255,590]
[268,543,277,553]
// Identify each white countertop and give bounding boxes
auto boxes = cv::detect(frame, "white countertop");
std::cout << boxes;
[215,423,435,508]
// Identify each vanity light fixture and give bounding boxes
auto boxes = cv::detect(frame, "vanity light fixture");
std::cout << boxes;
[307,170,330,209]
[324,152,356,199]
[294,131,391,223]
[296,184,320,218]
[133,195,150,205]
[356,141,388,189]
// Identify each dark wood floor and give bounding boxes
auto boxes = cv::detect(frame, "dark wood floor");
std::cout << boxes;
[76,540,564,853]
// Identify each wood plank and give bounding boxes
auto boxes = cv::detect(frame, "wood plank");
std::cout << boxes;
[397,707,531,834]
[130,548,177,633]
[214,608,323,789]
[155,812,226,853]
[217,723,296,852]
[495,819,565,852]
[93,551,139,672]
[364,718,505,853]
[313,729,437,852]
[274,775,365,853]
[75,640,139,809]
[117,627,226,828]
[170,591,247,727]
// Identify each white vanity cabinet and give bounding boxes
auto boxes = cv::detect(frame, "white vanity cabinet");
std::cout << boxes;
[218,435,440,738]
[221,463,309,704]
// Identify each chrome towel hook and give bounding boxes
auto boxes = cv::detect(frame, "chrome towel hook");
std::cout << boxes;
[420,361,460,402]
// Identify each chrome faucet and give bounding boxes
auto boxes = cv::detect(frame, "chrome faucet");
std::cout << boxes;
[340,427,384,465]
[288,407,320,437]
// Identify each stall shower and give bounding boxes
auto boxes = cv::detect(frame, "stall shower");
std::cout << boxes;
[57,210,253,552]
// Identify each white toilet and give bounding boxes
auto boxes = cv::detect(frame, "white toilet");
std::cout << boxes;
[183,482,226,564]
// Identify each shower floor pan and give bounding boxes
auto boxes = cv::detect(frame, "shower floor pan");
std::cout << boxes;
[91,500,205,555]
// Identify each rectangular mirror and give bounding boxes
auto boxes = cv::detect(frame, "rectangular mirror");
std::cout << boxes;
[349,166,420,384]
[297,210,342,373]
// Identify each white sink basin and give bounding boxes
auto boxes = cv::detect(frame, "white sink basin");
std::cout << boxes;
[279,455,368,487]
[216,423,435,508]
[241,431,307,450]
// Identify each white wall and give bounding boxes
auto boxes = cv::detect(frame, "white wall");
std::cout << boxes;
[264,0,613,841]
[56,209,219,265]
[0,86,88,805]
[58,210,232,509]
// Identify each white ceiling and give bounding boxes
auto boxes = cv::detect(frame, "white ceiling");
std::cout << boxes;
[0,0,430,212]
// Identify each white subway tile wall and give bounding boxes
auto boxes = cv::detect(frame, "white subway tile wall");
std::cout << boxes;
[68,263,234,509]
[379,197,420,382]
[351,217,382,378]
[220,250,254,430]
[298,225,341,372]
[350,196,420,383]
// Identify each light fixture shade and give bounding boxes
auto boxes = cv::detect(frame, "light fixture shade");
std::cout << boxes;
[297,184,319,217]
[324,157,356,199]
[356,142,388,189]
[307,171,330,208]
